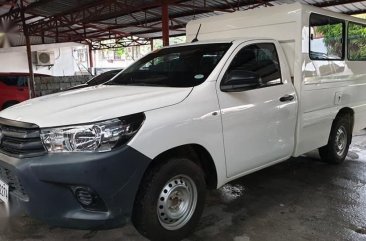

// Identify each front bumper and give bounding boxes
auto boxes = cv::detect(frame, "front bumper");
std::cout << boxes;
[0,146,151,229]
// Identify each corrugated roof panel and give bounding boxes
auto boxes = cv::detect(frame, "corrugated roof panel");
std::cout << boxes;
[3,0,366,46]
[343,5,359,12]
[8,33,57,46]
[27,0,96,16]
[334,5,351,12]
[354,1,366,8]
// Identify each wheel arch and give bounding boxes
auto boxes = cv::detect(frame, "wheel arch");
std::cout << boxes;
[144,144,218,189]
[318,107,354,164]
[336,107,355,134]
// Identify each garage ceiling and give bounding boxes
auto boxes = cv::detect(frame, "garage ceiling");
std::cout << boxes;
[1,0,366,48]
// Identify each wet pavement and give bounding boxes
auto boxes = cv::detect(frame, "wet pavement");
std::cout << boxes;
[2,131,366,241]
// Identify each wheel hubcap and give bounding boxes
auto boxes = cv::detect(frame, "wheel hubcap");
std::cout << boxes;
[157,175,197,230]
[335,126,347,156]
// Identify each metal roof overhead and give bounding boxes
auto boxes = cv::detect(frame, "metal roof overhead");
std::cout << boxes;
[1,0,366,48]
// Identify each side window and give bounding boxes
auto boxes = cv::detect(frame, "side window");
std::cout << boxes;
[223,43,282,88]
[1,77,18,86]
[17,77,27,87]
[310,13,345,60]
[348,22,366,61]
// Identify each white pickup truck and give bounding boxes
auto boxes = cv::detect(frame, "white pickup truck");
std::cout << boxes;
[0,3,365,241]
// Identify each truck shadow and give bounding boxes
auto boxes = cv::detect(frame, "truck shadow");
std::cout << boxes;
[190,148,366,241]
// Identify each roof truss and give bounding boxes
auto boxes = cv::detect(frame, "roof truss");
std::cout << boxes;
[1,0,366,48]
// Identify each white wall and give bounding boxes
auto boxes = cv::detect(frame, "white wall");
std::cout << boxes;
[0,42,90,76]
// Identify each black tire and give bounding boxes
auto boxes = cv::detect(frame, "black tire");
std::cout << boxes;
[132,157,206,241]
[319,114,351,164]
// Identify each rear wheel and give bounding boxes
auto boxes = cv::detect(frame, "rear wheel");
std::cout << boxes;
[319,114,351,164]
[132,157,206,241]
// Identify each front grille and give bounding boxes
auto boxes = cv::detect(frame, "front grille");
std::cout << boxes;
[0,166,28,200]
[0,118,46,158]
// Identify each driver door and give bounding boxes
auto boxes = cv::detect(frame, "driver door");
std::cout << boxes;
[216,40,297,178]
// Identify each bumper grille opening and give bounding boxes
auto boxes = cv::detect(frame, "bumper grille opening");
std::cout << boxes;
[71,186,108,212]
[0,119,46,158]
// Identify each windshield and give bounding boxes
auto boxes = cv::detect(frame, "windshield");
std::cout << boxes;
[87,70,121,86]
[0,76,28,87]
[107,43,231,87]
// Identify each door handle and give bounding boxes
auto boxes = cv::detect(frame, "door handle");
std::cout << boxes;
[280,94,295,102]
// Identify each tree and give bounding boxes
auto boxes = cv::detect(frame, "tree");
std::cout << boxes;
[348,22,366,60]
[115,47,125,58]
[315,21,366,60]
[315,23,343,57]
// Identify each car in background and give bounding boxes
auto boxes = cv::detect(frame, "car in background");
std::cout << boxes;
[67,69,122,90]
[0,73,30,110]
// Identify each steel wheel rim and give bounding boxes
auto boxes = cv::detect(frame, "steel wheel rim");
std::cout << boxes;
[335,126,347,156]
[157,175,198,230]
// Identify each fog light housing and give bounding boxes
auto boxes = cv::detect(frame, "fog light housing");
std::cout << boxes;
[71,186,107,212]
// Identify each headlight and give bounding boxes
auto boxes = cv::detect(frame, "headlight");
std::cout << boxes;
[40,113,145,153]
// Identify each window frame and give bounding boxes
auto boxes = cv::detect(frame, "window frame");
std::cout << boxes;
[220,42,283,92]
[309,13,346,61]
[347,21,366,61]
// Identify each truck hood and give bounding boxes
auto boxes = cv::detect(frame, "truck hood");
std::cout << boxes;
[0,85,192,128]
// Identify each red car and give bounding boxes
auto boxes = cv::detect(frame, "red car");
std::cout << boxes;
[0,73,31,110]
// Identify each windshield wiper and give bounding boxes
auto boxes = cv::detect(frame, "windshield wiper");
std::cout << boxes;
[115,82,171,87]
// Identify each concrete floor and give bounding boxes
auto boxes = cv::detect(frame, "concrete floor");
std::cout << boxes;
[2,132,366,241]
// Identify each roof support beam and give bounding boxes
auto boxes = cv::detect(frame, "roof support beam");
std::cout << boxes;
[25,0,182,36]
[4,0,366,47]
[44,0,272,38]
[90,36,150,50]
[25,0,279,39]
[170,3,235,13]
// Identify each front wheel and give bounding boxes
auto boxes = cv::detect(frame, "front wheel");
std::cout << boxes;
[132,157,206,241]
[319,114,351,164]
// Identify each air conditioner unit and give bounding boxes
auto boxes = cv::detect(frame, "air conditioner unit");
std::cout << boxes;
[35,51,55,66]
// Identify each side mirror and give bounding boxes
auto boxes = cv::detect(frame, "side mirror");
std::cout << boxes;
[221,70,259,92]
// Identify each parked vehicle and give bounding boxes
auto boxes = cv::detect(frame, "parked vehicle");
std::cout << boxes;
[0,73,30,110]
[67,69,122,90]
[0,3,366,241]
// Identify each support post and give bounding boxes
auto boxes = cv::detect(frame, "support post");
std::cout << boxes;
[150,39,154,51]
[20,0,35,98]
[88,43,94,68]
[88,43,94,75]
[162,2,169,46]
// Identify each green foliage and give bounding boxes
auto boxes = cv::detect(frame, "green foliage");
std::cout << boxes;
[115,48,125,57]
[348,23,366,60]
[314,21,366,60]
[315,23,343,57]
